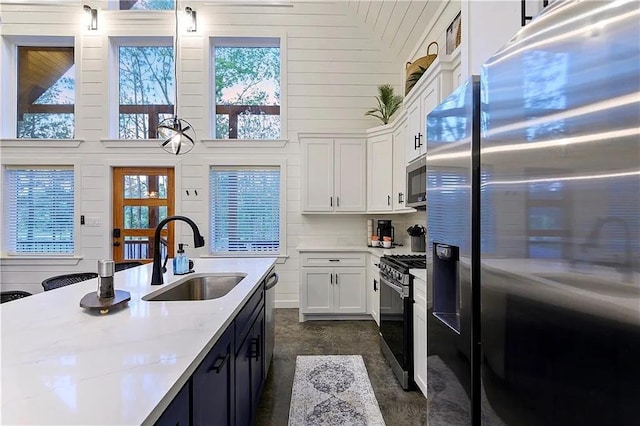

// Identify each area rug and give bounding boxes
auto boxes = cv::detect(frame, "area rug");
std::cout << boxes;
[288,355,386,426]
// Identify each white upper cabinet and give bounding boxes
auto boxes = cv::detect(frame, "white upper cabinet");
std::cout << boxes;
[404,57,456,164]
[301,134,366,213]
[392,116,410,211]
[366,115,413,213]
[367,129,394,212]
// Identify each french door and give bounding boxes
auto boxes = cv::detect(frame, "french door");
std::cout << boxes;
[112,167,175,263]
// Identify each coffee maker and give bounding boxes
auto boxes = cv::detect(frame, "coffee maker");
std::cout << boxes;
[377,220,395,242]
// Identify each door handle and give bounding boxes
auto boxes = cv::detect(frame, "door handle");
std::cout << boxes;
[249,337,260,359]
[208,352,230,374]
[330,196,333,207]
[417,132,423,147]
[330,274,333,285]
[373,279,378,292]
[414,134,420,150]
[387,195,391,206]
[337,196,340,207]
[335,273,339,285]
[398,192,404,203]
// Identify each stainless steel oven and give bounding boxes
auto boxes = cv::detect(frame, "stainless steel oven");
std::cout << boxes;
[406,156,426,208]
[378,254,426,390]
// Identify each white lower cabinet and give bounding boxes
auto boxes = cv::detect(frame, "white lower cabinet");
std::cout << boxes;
[367,253,381,325]
[413,275,428,397]
[300,252,367,321]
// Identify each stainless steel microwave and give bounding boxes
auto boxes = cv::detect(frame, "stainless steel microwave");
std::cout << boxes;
[406,156,426,208]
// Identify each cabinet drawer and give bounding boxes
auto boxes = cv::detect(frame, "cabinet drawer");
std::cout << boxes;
[235,285,264,345]
[301,252,366,267]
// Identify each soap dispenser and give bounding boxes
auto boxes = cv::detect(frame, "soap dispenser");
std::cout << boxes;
[173,243,189,275]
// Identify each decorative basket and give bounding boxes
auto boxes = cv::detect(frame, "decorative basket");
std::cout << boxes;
[405,41,439,95]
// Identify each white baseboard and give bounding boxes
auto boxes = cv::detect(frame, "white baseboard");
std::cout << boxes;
[275,300,299,309]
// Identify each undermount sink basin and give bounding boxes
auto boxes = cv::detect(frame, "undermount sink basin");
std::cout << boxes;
[142,273,246,301]
[533,273,640,297]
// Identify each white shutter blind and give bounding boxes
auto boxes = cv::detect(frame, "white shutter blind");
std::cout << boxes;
[210,167,280,254]
[6,167,75,254]
[427,169,470,252]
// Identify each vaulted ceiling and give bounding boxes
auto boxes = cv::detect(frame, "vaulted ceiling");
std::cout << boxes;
[345,0,443,62]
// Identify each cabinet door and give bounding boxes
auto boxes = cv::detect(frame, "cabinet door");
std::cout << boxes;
[302,138,334,212]
[419,79,440,156]
[300,268,333,313]
[155,381,190,426]
[334,138,366,212]
[235,307,266,426]
[392,120,408,211]
[235,331,252,426]
[334,268,366,313]
[367,133,393,211]
[250,308,266,411]
[192,325,234,426]
[413,277,428,397]
[406,98,422,163]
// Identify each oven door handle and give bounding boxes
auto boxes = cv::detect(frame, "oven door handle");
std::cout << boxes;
[380,275,407,299]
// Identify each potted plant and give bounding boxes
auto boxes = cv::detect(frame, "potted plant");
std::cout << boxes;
[365,84,403,125]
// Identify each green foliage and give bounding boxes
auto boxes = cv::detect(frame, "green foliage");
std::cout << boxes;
[407,66,427,89]
[214,45,280,139]
[365,84,403,125]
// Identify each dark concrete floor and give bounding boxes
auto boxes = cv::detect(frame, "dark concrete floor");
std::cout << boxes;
[255,308,428,425]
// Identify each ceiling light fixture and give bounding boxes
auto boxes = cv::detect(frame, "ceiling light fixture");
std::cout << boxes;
[185,7,197,33]
[83,5,98,31]
[157,4,196,155]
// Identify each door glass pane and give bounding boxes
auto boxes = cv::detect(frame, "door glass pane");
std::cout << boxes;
[124,175,168,199]
[124,206,168,229]
[528,206,564,230]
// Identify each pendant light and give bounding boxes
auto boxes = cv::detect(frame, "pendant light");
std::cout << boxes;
[157,4,196,155]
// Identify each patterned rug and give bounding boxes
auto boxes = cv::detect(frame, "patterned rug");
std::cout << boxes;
[288,355,386,426]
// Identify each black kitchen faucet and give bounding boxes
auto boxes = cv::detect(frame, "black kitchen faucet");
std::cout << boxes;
[151,215,205,285]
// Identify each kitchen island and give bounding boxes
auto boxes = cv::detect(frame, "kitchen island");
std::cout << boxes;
[0,257,276,425]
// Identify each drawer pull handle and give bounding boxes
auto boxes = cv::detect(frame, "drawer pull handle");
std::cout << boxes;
[329,259,340,262]
[208,352,230,374]
[249,337,260,359]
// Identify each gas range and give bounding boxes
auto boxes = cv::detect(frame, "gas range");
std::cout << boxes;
[379,254,427,284]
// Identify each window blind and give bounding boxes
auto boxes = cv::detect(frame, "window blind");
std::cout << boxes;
[6,167,75,254]
[210,167,280,254]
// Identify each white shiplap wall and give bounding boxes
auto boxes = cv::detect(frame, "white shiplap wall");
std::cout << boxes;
[0,1,426,306]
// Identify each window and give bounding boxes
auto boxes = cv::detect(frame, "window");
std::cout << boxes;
[210,167,281,254]
[17,46,75,139]
[119,0,174,10]
[213,37,281,140]
[118,44,174,139]
[6,167,75,254]
[525,170,571,259]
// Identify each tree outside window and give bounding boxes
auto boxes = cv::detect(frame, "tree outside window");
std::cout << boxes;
[17,47,75,139]
[214,38,280,140]
[119,45,174,139]
[119,0,174,10]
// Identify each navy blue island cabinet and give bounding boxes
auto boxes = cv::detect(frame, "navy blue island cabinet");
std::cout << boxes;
[154,283,266,426]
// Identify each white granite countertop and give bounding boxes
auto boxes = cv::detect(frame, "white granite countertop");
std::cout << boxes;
[0,257,276,425]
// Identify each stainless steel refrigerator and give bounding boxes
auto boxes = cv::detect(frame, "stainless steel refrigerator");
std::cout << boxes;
[425,1,639,425]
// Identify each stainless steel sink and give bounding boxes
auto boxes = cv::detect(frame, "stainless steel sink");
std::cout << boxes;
[534,273,640,297]
[142,273,246,301]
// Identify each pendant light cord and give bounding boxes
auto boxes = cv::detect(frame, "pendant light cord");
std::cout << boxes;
[173,2,179,117]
